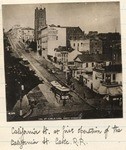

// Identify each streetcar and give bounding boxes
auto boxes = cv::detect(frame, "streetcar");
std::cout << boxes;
[50,81,70,105]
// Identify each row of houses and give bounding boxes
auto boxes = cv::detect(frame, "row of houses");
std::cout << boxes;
[7,25,34,42]
[36,24,122,101]
[73,53,122,98]
[37,24,103,60]
[8,23,122,101]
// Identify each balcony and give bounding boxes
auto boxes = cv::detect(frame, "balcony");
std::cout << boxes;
[102,81,120,87]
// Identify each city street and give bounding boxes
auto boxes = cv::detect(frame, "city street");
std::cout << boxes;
[8,34,97,119]
[7,34,122,120]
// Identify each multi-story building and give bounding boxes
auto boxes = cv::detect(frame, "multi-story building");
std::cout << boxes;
[90,38,103,54]
[73,54,112,89]
[87,31,98,39]
[93,64,122,102]
[11,25,22,40]
[98,32,121,56]
[70,39,90,53]
[38,24,84,61]
[55,46,68,64]
[38,25,67,59]
[22,27,34,42]
[34,7,46,42]
[70,38,102,54]
[66,26,84,49]
[112,43,121,65]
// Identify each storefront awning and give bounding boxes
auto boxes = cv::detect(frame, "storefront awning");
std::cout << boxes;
[107,86,122,96]
[97,84,122,96]
[97,85,107,95]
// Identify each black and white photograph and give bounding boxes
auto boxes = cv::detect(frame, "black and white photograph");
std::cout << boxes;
[2,2,123,121]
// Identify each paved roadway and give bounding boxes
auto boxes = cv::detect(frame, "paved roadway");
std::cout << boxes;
[7,35,96,119]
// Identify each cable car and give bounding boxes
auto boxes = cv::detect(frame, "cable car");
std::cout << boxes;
[50,81,70,104]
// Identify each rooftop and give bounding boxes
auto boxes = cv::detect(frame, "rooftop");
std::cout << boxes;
[22,27,34,30]
[94,64,122,73]
[74,54,111,63]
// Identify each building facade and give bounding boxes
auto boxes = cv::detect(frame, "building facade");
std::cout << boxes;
[38,25,66,59]
[22,27,34,42]
[34,7,46,42]
[93,64,122,97]
[11,25,22,40]
[66,27,84,49]
[70,39,90,53]
[72,54,112,89]
[37,25,85,60]
[55,46,68,64]
[90,38,103,54]
[70,38,102,54]
[98,32,121,55]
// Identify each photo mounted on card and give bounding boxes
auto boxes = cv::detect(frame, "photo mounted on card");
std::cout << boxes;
[2,2,122,121]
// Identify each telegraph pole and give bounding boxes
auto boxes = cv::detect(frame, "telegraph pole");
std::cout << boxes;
[19,84,24,116]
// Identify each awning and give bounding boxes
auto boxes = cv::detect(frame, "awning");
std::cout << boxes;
[97,85,107,95]
[83,74,88,79]
[84,68,93,73]
[97,85,122,96]
[107,86,122,96]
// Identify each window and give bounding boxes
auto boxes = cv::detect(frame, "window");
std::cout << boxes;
[86,63,88,67]
[77,43,79,51]
[73,43,75,47]
[92,63,94,67]
[57,54,61,57]
[106,74,111,83]
[56,36,58,40]
[113,74,116,81]
[102,74,104,80]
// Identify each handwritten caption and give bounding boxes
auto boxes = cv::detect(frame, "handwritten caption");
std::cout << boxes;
[10,125,122,149]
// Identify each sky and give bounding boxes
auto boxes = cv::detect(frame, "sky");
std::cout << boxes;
[2,2,121,33]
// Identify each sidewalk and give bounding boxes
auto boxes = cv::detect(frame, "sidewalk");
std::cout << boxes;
[13,95,30,116]
[13,82,62,117]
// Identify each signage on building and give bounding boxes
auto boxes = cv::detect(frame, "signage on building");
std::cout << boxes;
[49,28,58,35]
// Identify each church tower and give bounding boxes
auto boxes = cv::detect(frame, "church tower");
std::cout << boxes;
[34,7,46,42]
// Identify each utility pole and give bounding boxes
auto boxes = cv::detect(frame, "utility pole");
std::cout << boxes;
[19,84,24,116]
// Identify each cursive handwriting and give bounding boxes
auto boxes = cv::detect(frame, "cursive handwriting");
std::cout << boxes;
[11,137,38,149]
[11,126,40,136]
[78,126,102,138]
[10,125,123,149]
[62,125,74,138]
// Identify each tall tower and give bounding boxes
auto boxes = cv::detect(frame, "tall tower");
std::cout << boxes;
[34,7,46,42]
